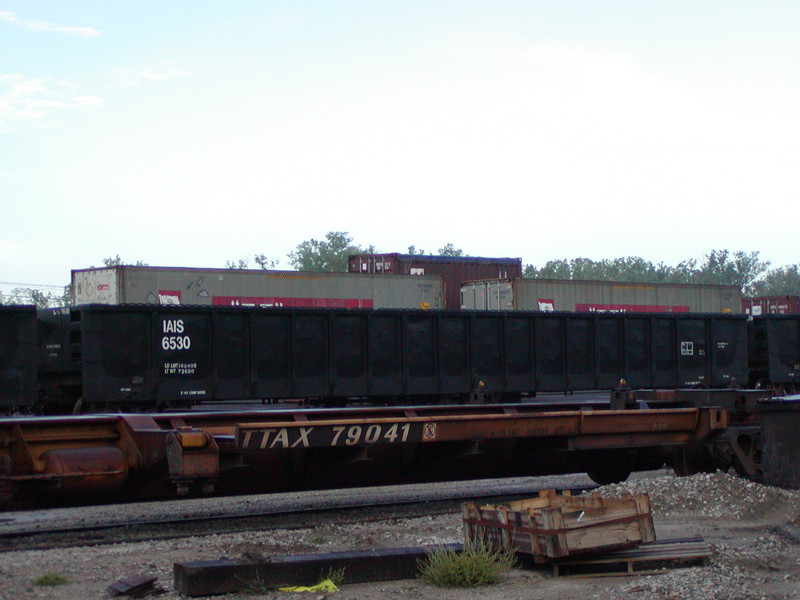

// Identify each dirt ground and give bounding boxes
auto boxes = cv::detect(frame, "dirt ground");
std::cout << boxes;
[1,469,799,600]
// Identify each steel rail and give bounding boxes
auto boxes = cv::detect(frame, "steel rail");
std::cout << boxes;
[0,480,597,552]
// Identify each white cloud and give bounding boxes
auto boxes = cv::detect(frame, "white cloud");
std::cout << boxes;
[0,10,100,37]
[140,70,170,82]
[75,95,104,107]
[0,75,104,132]
[117,66,187,86]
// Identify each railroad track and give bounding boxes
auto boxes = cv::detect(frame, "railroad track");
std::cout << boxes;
[0,476,596,552]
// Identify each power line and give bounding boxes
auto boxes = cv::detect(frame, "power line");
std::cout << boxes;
[0,281,66,289]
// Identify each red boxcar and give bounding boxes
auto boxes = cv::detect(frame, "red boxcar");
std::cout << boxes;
[742,296,800,316]
[349,254,522,309]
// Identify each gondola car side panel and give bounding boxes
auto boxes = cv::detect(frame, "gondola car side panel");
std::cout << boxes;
[81,307,151,404]
[0,305,38,408]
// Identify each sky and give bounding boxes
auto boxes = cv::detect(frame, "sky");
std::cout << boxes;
[2,1,799,297]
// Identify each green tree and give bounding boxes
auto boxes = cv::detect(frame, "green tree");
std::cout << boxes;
[4,287,56,308]
[753,264,800,296]
[60,284,72,307]
[525,258,571,279]
[93,255,149,268]
[287,231,363,272]
[225,258,251,269]
[602,257,692,284]
[691,250,769,294]
[437,243,464,257]
[523,251,767,291]
[225,254,279,270]
[103,255,124,267]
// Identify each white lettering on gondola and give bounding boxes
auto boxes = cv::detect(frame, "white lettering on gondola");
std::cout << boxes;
[162,319,191,351]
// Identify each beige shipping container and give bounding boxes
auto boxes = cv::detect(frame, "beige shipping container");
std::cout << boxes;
[461,278,741,314]
[72,266,443,309]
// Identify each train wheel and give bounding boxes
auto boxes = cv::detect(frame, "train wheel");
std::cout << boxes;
[672,445,717,477]
[586,466,632,486]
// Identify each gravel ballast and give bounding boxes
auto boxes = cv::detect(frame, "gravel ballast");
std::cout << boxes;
[1,469,799,600]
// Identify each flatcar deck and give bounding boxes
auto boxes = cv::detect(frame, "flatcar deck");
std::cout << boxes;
[0,404,726,507]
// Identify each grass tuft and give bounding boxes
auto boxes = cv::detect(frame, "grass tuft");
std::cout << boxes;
[308,528,327,544]
[417,543,517,587]
[319,566,346,587]
[33,573,69,586]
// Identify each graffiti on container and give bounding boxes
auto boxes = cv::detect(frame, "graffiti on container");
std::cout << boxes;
[576,303,690,313]
[159,290,182,305]
[212,296,374,309]
[538,299,555,311]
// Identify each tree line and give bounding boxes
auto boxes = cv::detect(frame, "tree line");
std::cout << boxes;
[2,234,798,308]
[234,232,797,297]
[522,250,796,296]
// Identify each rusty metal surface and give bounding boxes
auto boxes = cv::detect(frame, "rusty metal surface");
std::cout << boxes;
[166,430,219,494]
[0,405,727,506]
[234,408,726,450]
[621,388,766,422]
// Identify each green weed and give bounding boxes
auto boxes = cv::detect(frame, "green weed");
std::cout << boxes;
[319,566,346,587]
[418,543,516,587]
[33,573,69,586]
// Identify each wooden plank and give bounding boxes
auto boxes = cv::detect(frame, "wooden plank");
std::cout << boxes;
[550,538,711,577]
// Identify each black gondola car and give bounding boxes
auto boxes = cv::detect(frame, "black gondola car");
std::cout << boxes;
[0,305,38,409]
[37,304,749,410]
[748,315,800,391]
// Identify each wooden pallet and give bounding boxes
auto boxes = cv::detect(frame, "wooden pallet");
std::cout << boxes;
[463,489,655,562]
[549,536,712,577]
